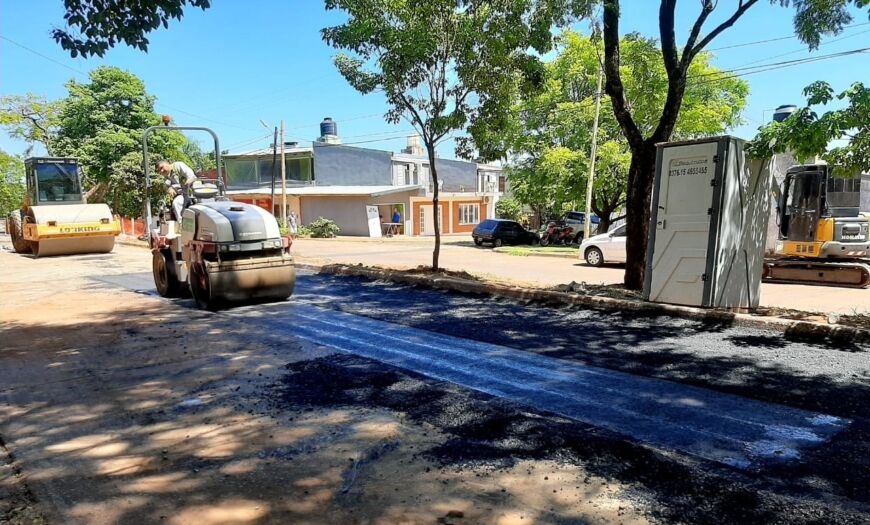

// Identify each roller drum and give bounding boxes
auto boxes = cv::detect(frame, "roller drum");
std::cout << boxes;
[191,254,296,309]
[31,236,115,258]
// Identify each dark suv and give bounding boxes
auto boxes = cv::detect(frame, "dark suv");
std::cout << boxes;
[472,219,539,247]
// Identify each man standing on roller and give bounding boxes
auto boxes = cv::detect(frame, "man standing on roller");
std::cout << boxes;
[156,160,197,221]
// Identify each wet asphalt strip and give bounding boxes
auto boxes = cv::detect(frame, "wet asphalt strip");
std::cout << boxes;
[92,271,851,471]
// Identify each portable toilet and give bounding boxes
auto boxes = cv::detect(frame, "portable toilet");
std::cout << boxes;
[643,136,772,308]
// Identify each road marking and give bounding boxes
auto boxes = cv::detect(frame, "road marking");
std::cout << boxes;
[253,305,848,470]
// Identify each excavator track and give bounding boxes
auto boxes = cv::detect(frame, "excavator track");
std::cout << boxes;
[763,258,870,288]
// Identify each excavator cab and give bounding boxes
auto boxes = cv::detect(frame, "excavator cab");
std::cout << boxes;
[765,164,869,287]
[778,164,866,249]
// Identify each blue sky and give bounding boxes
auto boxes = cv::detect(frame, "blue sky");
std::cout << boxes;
[1,1,868,159]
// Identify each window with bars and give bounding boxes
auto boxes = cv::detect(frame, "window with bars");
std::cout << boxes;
[458,203,480,225]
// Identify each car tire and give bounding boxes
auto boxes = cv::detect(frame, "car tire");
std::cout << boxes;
[585,247,604,267]
[493,238,503,248]
[474,237,483,246]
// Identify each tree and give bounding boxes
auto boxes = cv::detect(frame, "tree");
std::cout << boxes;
[0,150,25,217]
[51,66,188,217]
[0,95,62,154]
[748,81,870,176]
[488,31,747,234]
[598,0,868,289]
[53,0,212,57]
[181,140,217,173]
[322,0,585,270]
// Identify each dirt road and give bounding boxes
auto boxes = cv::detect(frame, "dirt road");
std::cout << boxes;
[0,242,647,524]
[1,241,868,524]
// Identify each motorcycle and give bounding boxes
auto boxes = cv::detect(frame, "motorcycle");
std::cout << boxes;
[539,221,574,246]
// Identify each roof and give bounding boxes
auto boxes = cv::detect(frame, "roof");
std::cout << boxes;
[224,146,313,158]
[226,185,422,197]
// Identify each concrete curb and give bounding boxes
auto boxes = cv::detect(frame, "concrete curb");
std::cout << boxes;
[115,235,149,248]
[298,262,870,344]
[493,247,579,258]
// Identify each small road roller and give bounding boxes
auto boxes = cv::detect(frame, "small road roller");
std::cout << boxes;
[144,124,295,309]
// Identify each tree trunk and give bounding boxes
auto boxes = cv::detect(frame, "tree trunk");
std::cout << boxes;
[427,145,441,271]
[84,182,108,203]
[623,141,657,290]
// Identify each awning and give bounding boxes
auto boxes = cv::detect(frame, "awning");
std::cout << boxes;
[226,185,422,198]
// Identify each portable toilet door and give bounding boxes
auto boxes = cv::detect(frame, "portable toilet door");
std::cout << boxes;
[644,138,724,306]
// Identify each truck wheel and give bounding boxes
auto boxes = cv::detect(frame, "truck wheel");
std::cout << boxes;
[152,251,181,297]
[8,211,31,254]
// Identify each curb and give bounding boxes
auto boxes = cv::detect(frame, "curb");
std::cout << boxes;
[298,262,870,344]
[115,236,149,248]
[493,247,579,258]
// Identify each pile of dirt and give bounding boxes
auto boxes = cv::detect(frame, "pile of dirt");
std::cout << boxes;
[555,282,870,332]
[272,354,869,524]
[839,314,870,330]
[331,263,483,283]
[553,281,643,301]
[752,307,870,330]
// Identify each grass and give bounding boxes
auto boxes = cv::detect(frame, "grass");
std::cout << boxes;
[496,245,579,257]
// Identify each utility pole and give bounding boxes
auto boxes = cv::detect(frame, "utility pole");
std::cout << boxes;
[270,127,278,213]
[584,62,603,241]
[280,120,287,225]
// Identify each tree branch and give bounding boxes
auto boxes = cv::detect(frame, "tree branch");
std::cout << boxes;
[602,0,643,150]
[659,0,679,75]
[693,0,760,55]
[682,0,715,68]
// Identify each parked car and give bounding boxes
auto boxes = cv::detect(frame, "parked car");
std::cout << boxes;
[472,219,539,247]
[563,211,600,242]
[579,223,627,266]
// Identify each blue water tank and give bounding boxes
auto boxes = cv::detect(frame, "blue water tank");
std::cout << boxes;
[772,105,797,123]
[320,117,338,137]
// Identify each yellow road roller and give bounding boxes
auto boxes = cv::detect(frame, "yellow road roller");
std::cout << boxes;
[6,157,120,257]
[144,124,295,310]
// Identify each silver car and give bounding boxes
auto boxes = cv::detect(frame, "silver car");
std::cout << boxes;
[579,224,627,266]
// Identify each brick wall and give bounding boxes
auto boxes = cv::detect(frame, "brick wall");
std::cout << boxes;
[451,199,488,234]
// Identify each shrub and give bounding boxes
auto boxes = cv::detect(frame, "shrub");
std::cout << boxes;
[307,217,340,238]
[495,196,522,221]
[277,218,289,237]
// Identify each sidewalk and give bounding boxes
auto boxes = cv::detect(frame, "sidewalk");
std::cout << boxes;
[290,237,870,315]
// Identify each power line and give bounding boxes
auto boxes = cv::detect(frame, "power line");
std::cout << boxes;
[706,21,870,51]
[692,46,870,79]
[0,35,88,77]
[223,132,274,151]
[314,134,420,148]
[724,27,870,71]
[693,47,870,85]
[216,72,337,115]
[1,34,265,132]
[153,103,262,132]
